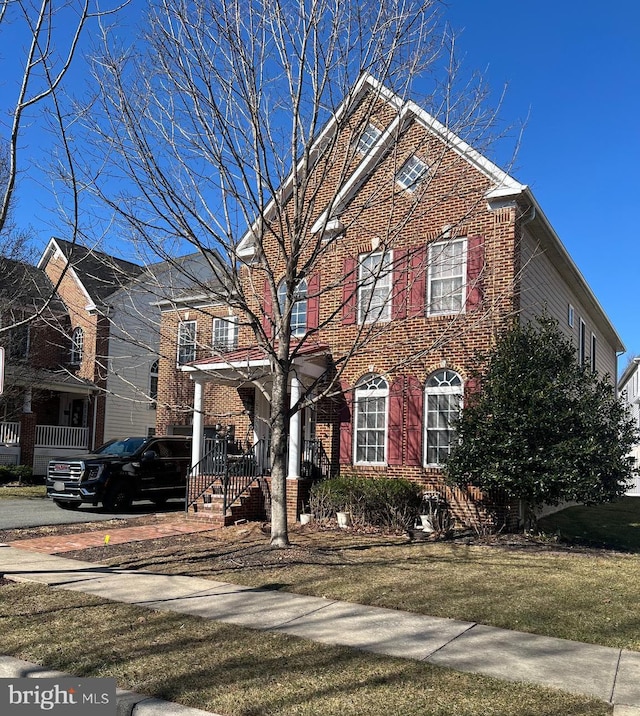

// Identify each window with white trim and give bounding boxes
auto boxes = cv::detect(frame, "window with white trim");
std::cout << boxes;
[396,155,429,190]
[70,327,83,364]
[354,374,388,464]
[177,320,197,365]
[427,238,467,315]
[357,123,382,154]
[149,359,159,408]
[278,278,308,337]
[358,251,392,324]
[590,332,597,373]
[425,369,463,466]
[568,304,575,328]
[212,316,239,351]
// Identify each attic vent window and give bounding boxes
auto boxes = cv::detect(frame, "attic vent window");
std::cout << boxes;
[396,155,429,190]
[357,123,382,154]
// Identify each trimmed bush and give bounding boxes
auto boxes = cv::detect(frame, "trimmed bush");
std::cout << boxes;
[309,475,423,531]
[0,464,34,485]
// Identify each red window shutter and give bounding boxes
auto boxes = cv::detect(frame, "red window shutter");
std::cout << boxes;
[466,235,485,311]
[388,375,405,465]
[405,375,424,466]
[391,249,408,321]
[408,246,427,317]
[338,381,354,464]
[261,277,273,338]
[342,257,357,325]
[306,273,320,330]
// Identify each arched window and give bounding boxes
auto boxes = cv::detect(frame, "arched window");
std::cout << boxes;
[70,327,84,364]
[149,359,159,408]
[278,278,308,337]
[425,369,463,466]
[354,374,388,464]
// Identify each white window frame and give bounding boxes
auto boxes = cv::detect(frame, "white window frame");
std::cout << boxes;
[357,123,382,154]
[278,278,308,337]
[212,316,239,351]
[70,326,83,365]
[149,359,159,409]
[590,332,597,373]
[427,238,467,316]
[358,251,392,324]
[424,369,463,467]
[354,374,388,465]
[396,155,429,190]
[568,304,575,328]
[177,320,197,365]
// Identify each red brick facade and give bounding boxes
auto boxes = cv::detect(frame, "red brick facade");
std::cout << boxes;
[156,78,620,531]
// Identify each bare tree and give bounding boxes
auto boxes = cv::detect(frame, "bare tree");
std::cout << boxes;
[79,0,511,546]
[0,0,128,324]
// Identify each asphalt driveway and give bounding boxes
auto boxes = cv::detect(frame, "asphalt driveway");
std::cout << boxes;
[0,497,184,530]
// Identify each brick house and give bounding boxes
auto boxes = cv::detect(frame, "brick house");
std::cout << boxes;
[156,75,623,528]
[0,255,97,473]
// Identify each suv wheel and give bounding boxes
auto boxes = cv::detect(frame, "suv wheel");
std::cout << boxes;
[103,482,133,512]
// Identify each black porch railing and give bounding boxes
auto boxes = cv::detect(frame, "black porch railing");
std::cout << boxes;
[187,437,330,514]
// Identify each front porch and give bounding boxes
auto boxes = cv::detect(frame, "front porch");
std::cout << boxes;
[185,435,330,526]
[179,343,334,525]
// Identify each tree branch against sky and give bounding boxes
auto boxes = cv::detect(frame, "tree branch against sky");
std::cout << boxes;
[0,0,125,329]
[77,0,512,546]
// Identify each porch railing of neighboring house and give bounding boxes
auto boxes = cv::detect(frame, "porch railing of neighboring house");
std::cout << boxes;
[35,425,89,449]
[0,422,20,445]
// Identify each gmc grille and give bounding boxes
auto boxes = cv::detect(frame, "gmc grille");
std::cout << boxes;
[48,461,84,483]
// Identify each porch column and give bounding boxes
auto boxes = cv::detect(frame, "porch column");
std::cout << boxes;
[288,375,302,479]
[190,377,204,475]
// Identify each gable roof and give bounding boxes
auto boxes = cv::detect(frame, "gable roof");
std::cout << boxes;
[234,74,623,353]
[38,238,144,306]
[0,257,63,313]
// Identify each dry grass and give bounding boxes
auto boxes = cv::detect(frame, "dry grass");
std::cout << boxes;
[52,522,640,652]
[0,581,610,716]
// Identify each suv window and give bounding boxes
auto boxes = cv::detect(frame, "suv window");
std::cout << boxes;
[157,440,191,458]
[95,437,147,456]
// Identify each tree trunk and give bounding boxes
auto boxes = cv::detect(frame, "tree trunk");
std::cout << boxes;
[269,368,290,547]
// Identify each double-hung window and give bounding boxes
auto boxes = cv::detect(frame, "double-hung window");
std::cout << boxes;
[354,374,388,464]
[278,279,308,337]
[358,251,392,324]
[70,327,83,364]
[212,316,239,351]
[425,369,463,466]
[177,320,197,365]
[427,238,467,315]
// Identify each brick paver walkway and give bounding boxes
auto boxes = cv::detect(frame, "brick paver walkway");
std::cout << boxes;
[7,519,217,554]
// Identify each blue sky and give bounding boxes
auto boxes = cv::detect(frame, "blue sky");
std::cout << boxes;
[4,0,639,369]
[445,0,640,366]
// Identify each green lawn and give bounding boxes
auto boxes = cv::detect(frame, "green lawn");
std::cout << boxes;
[538,497,640,551]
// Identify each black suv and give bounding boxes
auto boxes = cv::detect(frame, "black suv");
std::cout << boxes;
[46,436,192,511]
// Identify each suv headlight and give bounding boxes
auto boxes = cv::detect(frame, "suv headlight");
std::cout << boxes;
[83,464,105,482]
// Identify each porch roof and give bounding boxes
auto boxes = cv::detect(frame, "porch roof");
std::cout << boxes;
[7,367,97,396]
[181,341,331,386]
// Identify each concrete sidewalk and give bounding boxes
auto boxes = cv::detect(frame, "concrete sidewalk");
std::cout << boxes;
[1,543,639,715]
